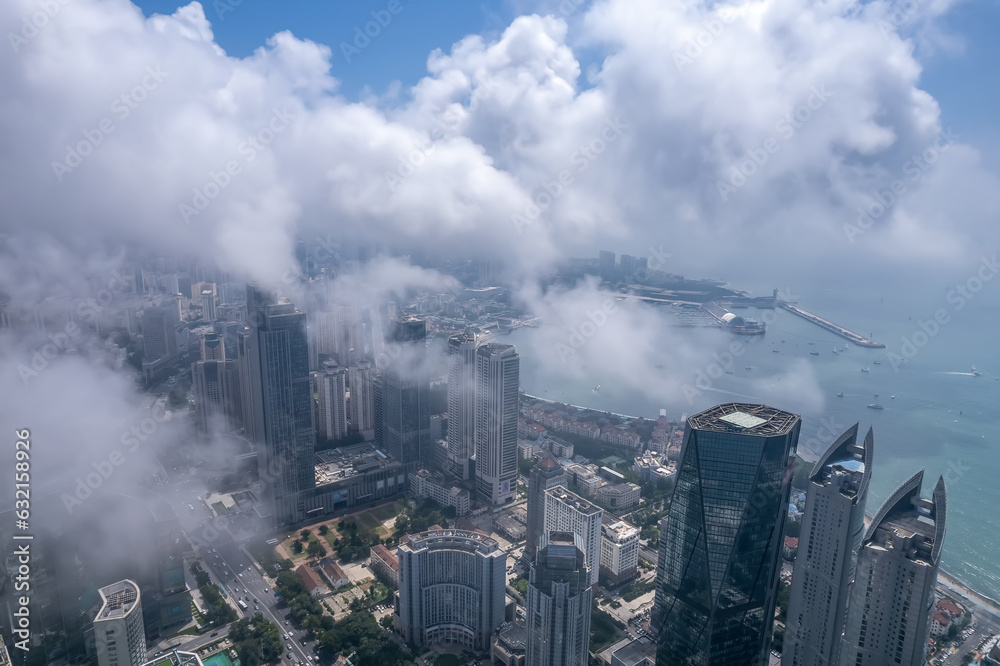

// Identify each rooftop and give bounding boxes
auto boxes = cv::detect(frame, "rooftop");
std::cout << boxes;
[545,486,602,516]
[314,443,401,485]
[402,528,500,555]
[140,651,204,666]
[688,403,800,436]
[96,579,140,621]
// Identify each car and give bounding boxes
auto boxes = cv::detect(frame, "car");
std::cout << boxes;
[211,632,219,637]
[284,633,289,639]
[287,644,292,651]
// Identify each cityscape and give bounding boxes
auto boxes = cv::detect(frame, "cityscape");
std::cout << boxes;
[1,2,999,666]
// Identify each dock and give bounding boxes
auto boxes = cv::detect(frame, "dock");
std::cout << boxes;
[780,303,885,348]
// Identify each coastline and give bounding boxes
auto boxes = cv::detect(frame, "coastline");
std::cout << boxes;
[521,392,648,421]
[938,568,1000,619]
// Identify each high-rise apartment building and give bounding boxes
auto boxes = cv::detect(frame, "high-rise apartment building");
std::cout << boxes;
[191,358,241,433]
[600,519,640,586]
[783,424,873,666]
[525,531,592,666]
[93,579,146,666]
[839,471,946,666]
[598,250,616,280]
[348,360,375,433]
[475,343,519,505]
[243,286,315,527]
[200,332,225,361]
[396,529,506,651]
[447,328,478,480]
[316,360,348,442]
[525,453,568,559]
[378,316,431,465]
[542,486,602,586]
[201,289,217,322]
[654,403,800,666]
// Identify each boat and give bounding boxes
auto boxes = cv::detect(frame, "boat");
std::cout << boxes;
[867,403,884,410]
[832,348,839,354]
[836,392,844,397]
[772,349,780,353]
[593,385,601,393]
[724,370,734,375]
[861,366,870,372]
[972,366,982,377]
[745,366,752,370]
[891,395,896,399]
[810,351,820,356]
[873,360,881,365]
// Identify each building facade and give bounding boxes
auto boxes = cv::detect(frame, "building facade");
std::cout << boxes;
[94,579,146,666]
[243,286,315,527]
[396,529,506,651]
[191,358,241,433]
[525,532,592,666]
[542,486,602,586]
[316,360,348,441]
[475,343,520,505]
[378,316,431,466]
[653,403,800,666]
[600,520,640,586]
[839,471,946,666]
[783,424,873,666]
[348,360,375,433]
[525,453,568,560]
[409,468,471,515]
[446,329,479,480]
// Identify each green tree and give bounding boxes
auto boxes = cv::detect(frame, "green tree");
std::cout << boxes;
[301,529,311,539]
[319,524,329,535]
[292,540,303,554]
[307,539,325,557]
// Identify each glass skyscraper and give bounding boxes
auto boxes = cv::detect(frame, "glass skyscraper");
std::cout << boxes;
[244,285,315,527]
[653,403,800,666]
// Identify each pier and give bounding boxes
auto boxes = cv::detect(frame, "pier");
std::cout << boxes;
[780,303,885,348]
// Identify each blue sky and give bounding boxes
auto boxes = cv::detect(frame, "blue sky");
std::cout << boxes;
[131,0,998,160]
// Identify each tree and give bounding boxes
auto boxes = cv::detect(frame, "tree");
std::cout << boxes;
[319,524,329,535]
[301,529,311,539]
[307,540,325,558]
[292,540,304,554]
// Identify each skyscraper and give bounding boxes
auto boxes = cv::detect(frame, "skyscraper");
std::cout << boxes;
[200,332,225,361]
[598,250,616,280]
[201,289,217,322]
[525,531,593,666]
[191,357,241,433]
[542,486,602,586]
[475,343,520,505]
[783,424,874,666]
[839,471,946,666]
[244,285,315,527]
[396,528,506,651]
[93,579,146,666]
[526,453,568,559]
[140,306,178,361]
[447,328,478,480]
[348,360,375,433]
[654,403,800,666]
[316,360,348,442]
[378,316,430,465]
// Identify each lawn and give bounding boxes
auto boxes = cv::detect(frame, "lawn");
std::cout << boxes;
[352,511,383,534]
[368,500,406,522]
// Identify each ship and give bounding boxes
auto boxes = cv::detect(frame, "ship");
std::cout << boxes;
[836,392,844,397]
[861,366,870,372]
[972,366,982,377]
[810,351,820,356]
[867,403,884,410]
[873,360,881,365]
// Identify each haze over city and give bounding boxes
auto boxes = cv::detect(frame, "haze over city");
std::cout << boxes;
[1,1,998,666]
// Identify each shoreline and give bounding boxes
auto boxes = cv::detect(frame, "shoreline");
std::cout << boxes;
[521,392,650,421]
[938,568,1000,619]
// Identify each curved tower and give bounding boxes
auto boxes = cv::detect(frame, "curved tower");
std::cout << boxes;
[783,424,874,666]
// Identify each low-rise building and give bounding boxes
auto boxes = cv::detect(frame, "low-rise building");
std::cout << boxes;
[782,536,799,561]
[319,558,349,590]
[370,543,399,588]
[600,520,640,586]
[141,651,204,666]
[296,564,326,597]
[600,426,642,449]
[596,482,641,510]
[493,514,527,542]
[611,637,656,666]
[565,462,604,498]
[491,621,527,666]
[409,468,471,516]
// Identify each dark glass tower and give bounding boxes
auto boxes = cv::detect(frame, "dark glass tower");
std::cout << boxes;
[245,285,315,527]
[378,316,430,465]
[653,403,800,666]
[525,531,592,666]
